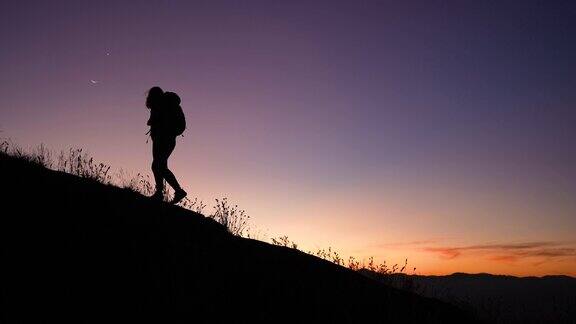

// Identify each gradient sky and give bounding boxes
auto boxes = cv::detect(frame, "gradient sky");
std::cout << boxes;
[1,0,575,276]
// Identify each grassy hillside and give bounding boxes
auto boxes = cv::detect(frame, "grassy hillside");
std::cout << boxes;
[0,152,475,323]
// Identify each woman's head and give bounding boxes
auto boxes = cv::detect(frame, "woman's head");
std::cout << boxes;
[146,86,164,109]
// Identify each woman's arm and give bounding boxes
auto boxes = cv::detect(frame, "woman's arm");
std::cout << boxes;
[147,109,157,126]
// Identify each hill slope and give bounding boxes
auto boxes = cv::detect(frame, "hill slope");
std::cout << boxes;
[0,154,474,323]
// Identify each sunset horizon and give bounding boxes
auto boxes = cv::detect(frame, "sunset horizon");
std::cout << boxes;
[2,139,575,278]
[2,0,575,279]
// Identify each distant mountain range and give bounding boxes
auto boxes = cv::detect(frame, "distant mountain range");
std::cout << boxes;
[363,271,576,323]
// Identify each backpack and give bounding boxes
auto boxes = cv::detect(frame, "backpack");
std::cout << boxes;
[164,92,186,136]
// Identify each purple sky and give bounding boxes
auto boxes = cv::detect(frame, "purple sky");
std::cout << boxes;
[1,1,575,275]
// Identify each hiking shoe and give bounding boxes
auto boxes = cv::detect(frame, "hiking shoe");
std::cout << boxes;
[171,189,187,205]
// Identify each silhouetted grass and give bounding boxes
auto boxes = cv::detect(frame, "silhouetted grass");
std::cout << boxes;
[1,139,413,282]
[269,232,417,289]
[57,148,112,184]
[209,198,250,236]
[271,235,298,249]
[180,197,207,214]
[1,139,207,212]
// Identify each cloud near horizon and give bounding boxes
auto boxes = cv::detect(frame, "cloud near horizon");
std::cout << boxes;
[422,241,576,263]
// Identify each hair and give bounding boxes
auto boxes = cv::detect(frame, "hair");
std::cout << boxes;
[146,86,164,109]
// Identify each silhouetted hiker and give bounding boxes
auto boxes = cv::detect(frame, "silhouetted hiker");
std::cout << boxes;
[146,86,187,204]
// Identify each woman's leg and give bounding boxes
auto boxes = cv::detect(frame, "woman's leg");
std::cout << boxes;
[152,136,183,192]
[161,137,183,192]
[151,138,168,193]
[163,167,181,191]
[162,137,187,204]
